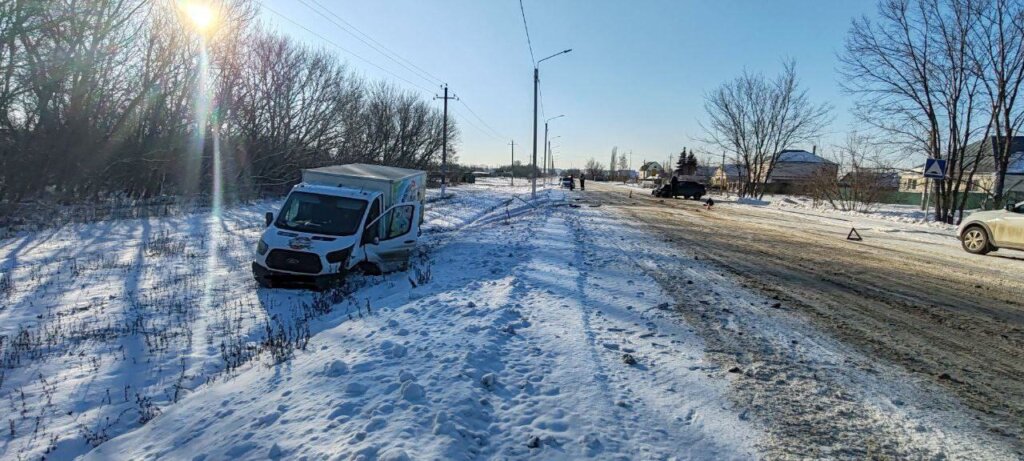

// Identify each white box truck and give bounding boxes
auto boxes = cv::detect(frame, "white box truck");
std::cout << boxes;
[252,164,426,289]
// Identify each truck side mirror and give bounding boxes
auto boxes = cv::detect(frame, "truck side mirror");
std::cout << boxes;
[265,212,273,227]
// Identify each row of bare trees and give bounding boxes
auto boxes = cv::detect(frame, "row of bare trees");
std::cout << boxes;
[0,0,455,204]
[842,0,1024,222]
[700,61,833,199]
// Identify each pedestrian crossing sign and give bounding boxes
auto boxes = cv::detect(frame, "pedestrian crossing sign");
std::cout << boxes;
[924,159,947,179]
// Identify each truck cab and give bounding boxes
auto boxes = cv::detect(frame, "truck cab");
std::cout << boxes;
[252,166,424,289]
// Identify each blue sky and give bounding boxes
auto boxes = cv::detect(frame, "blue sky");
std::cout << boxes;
[260,0,879,169]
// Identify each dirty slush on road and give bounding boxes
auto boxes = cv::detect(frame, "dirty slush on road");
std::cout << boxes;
[586,184,1023,459]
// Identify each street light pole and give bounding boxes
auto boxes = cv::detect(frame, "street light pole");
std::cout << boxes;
[543,115,564,186]
[531,49,572,199]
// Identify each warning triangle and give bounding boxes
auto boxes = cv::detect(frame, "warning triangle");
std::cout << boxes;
[924,161,944,177]
[847,228,862,241]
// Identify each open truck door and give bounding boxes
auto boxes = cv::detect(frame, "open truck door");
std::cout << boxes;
[364,202,421,272]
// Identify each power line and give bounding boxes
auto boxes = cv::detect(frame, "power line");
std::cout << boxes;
[258,2,435,95]
[451,108,501,141]
[538,86,546,120]
[301,0,445,87]
[518,0,536,66]
[457,99,505,139]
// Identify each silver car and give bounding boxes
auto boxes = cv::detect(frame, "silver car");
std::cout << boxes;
[958,201,1024,254]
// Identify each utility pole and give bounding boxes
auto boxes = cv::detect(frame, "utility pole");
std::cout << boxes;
[508,140,516,186]
[531,67,539,198]
[435,85,458,196]
[532,49,572,199]
[629,150,633,183]
[542,120,549,187]
[547,140,553,183]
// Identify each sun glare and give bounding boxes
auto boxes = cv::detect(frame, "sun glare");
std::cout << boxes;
[182,2,217,33]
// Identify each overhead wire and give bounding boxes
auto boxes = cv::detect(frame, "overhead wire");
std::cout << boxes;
[451,108,502,141]
[458,99,505,139]
[518,0,536,66]
[301,0,446,88]
[258,2,435,95]
[261,1,511,150]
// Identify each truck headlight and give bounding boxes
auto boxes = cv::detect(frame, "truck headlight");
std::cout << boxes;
[256,239,269,255]
[326,246,352,264]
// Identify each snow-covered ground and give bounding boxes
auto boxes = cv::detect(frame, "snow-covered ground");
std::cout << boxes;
[2,178,1014,459]
[0,180,534,460]
[85,185,758,460]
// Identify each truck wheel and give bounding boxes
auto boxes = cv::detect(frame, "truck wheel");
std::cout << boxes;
[355,262,383,276]
[961,226,992,255]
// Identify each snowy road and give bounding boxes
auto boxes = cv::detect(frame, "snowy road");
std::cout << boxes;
[589,181,1024,458]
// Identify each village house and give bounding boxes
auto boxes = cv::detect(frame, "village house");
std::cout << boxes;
[764,149,838,189]
[712,149,837,192]
[899,137,1024,199]
[712,164,748,191]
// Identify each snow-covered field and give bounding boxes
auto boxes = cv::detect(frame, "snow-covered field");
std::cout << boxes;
[0,180,532,460]
[1,178,1015,459]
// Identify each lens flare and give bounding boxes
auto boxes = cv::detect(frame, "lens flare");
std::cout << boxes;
[182,2,217,33]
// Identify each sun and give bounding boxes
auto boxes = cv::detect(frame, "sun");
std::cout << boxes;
[182,1,217,33]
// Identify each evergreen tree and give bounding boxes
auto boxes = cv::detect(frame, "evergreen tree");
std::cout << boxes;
[675,148,689,176]
[686,152,698,175]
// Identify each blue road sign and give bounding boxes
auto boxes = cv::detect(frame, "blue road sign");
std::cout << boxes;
[924,158,947,179]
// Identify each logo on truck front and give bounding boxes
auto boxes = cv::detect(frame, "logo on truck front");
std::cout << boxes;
[288,237,312,250]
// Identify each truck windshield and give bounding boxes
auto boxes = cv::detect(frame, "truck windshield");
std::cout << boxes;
[275,192,368,236]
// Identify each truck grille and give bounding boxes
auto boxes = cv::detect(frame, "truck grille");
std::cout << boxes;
[266,249,322,274]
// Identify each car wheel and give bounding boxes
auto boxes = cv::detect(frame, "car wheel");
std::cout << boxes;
[961,226,991,255]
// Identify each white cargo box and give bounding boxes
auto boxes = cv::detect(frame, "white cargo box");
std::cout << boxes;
[302,164,426,210]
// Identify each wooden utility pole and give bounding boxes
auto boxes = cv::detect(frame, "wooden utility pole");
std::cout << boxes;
[435,85,458,196]
[509,140,516,186]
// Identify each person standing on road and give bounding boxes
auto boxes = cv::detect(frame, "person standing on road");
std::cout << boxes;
[670,175,679,198]
[569,175,575,191]
[579,174,586,191]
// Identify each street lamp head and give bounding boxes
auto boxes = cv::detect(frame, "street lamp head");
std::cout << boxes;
[538,48,574,65]
[546,114,565,123]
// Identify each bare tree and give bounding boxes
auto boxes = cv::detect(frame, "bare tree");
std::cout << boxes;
[584,158,605,179]
[841,0,987,223]
[701,61,832,198]
[969,0,1024,208]
[617,154,628,182]
[809,133,898,212]
[0,0,453,205]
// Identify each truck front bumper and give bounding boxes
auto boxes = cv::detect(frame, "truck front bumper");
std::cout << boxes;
[252,262,346,290]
